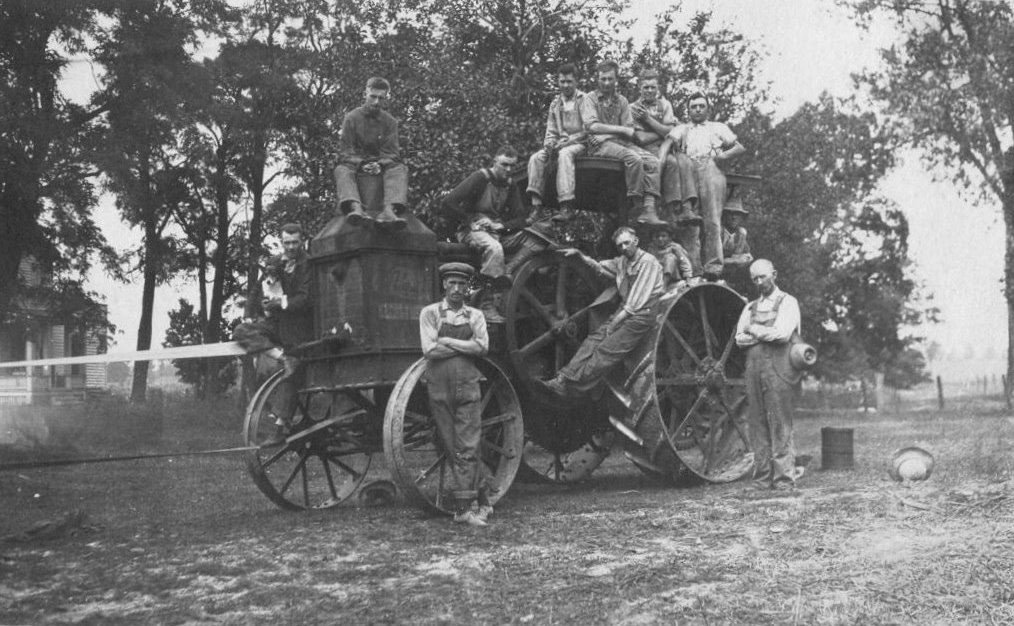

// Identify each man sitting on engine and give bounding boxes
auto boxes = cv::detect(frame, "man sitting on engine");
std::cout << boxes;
[441,146,529,323]
[537,226,665,398]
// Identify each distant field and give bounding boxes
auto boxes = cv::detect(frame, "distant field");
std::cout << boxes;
[1,398,1012,625]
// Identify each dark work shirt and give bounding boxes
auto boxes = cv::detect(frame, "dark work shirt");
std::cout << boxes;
[338,105,401,167]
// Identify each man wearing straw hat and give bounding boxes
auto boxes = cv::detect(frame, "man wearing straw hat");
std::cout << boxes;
[721,195,753,291]
[419,262,493,526]
[735,259,803,490]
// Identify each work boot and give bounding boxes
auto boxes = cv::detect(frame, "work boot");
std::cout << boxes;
[452,502,487,527]
[260,414,289,447]
[346,201,374,226]
[676,202,703,227]
[551,200,575,222]
[479,281,506,323]
[534,375,570,398]
[635,196,666,226]
[375,204,407,231]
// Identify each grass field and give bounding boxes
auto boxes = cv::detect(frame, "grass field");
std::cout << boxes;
[1,397,1012,625]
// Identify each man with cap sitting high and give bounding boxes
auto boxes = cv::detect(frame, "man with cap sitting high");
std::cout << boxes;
[419,262,493,526]
[735,259,803,490]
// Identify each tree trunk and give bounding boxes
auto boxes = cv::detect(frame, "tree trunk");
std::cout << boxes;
[130,219,159,404]
[1005,193,1014,411]
[196,239,209,399]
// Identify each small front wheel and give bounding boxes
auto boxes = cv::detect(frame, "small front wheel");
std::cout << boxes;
[383,357,524,514]
[244,371,373,510]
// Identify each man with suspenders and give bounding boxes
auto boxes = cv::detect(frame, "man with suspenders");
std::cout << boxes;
[735,259,803,490]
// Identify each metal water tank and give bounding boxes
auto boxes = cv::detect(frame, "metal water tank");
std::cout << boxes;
[307,174,438,388]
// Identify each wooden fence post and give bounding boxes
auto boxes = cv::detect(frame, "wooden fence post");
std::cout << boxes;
[1004,374,1012,411]
[937,375,944,410]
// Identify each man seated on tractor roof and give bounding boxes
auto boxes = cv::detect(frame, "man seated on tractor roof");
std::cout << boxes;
[658,92,746,281]
[576,60,665,226]
[537,226,665,400]
[441,145,533,323]
[419,262,493,527]
[631,69,700,230]
[333,76,409,230]
[526,62,587,224]
[232,223,313,446]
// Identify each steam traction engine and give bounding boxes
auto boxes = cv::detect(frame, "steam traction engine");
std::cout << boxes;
[243,164,761,513]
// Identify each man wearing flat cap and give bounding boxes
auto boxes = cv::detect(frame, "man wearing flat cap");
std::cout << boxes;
[419,262,493,526]
[735,259,803,490]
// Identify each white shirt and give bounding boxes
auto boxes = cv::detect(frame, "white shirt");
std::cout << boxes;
[735,287,800,347]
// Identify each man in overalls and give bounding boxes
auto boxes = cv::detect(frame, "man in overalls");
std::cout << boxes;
[734,259,803,490]
[419,263,492,526]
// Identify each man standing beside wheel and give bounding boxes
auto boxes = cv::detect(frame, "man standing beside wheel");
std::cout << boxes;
[334,76,409,229]
[538,226,665,398]
[735,259,803,490]
[419,263,493,526]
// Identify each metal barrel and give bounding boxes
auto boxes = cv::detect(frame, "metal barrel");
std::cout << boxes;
[820,427,854,470]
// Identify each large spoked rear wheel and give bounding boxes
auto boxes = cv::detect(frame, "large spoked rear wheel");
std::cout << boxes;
[383,357,524,515]
[244,370,373,510]
[653,284,753,483]
[504,250,613,484]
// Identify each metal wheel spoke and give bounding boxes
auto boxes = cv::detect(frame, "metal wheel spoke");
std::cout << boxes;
[664,320,703,366]
[415,452,448,485]
[517,328,556,360]
[325,452,365,479]
[436,461,447,508]
[520,287,555,326]
[479,384,495,413]
[480,438,514,459]
[670,388,709,445]
[279,448,312,496]
[320,455,339,500]
[655,374,699,387]
[260,445,292,469]
[717,332,737,368]
[481,411,516,429]
[301,460,310,507]
[555,264,567,315]
[698,292,716,359]
[716,394,749,445]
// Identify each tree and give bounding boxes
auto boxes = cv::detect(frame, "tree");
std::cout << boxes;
[0,0,112,320]
[737,95,934,385]
[92,0,226,402]
[840,0,1014,393]
[163,298,236,396]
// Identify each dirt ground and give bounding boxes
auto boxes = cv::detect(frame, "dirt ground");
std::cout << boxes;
[1,401,1012,625]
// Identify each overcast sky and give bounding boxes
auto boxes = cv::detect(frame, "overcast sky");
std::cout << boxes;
[79,0,1007,368]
